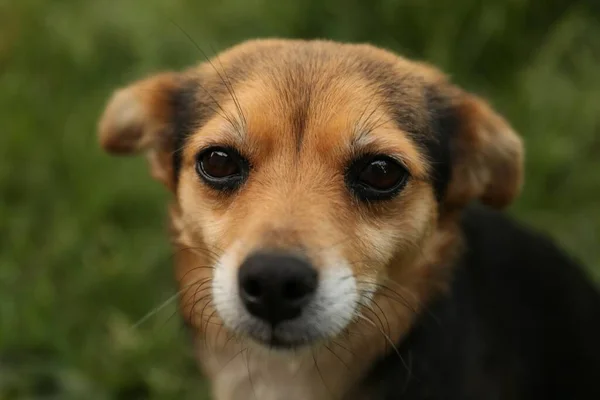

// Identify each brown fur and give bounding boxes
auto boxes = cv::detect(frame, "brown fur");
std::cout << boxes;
[98,39,523,400]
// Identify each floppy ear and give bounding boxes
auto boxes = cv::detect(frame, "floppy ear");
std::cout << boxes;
[98,72,195,191]
[429,83,524,210]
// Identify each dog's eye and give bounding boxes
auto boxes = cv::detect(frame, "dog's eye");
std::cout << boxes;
[201,149,239,177]
[196,147,248,190]
[359,158,407,190]
[347,155,409,201]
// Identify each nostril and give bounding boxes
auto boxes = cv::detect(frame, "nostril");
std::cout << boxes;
[243,277,262,299]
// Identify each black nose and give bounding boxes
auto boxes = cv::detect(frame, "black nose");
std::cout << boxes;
[238,252,318,325]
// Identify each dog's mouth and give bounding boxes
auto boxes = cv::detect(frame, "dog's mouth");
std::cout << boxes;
[250,328,314,350]
[266,334,297,349]
[240,318,334,350]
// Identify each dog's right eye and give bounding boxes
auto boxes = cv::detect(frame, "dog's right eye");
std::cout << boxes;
[346,154,409,201]
[196,146,248,191]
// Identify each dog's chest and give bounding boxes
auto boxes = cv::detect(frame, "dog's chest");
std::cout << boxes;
[204,347,350,400]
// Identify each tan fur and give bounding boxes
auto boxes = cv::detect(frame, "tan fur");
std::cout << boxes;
[98,39,523,400]
[98,72,181,190]
[443,90,523,209]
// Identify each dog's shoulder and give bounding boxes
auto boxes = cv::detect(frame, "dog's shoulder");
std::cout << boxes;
[459,203,600,333]
[359,204,600,400]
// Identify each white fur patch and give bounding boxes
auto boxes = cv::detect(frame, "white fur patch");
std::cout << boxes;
[212,246,359,347]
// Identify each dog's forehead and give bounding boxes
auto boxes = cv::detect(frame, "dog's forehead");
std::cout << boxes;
[202,41,430,110]
[176,40,450,188]
[195,41,433,148]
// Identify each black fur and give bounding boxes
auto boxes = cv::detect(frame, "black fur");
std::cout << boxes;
[171,78,203,182]
[421,87,455,203]
[361,204,600,399]
[357,57,454,203]
[171,76,237,182]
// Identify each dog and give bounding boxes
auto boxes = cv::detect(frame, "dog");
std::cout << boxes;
[97,39,600,400]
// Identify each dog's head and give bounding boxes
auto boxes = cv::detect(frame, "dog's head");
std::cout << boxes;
[99,39,522,353]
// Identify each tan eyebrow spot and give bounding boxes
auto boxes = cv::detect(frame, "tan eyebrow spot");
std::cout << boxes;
[350,123,431,181]
[183,116,247,158]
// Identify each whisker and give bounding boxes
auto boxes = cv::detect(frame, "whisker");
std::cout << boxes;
[355,93,378,136]
[131,290,181,329]
[401,349,414,394]
[168,20,242,131]
[174,246,222,264]
[132,274,212,329]
[369,298,392,340]
[323,344,351,372]
[360,303,390,344]
[375,280,440,324]
[356,100,381,142]
[355,313,411,373]
[330,338,355,357]
[188,279,212,322]
[355,278,434,319]
[312,350,334,399]
[243,348,259,400]
[157,280,213,331]
[222,330,242,350]
[211,44,248,131]
[215,345,247,375]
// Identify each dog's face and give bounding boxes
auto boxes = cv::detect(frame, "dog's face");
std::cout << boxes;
[99,40,522,353]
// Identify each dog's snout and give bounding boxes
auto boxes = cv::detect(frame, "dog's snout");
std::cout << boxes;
[238,252,318,325]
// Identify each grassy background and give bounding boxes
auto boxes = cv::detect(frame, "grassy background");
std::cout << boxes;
[1,0,599,398]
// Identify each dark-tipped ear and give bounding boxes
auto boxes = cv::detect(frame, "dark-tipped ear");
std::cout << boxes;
[98,72,197,191]
[428,83,524,210]
[99,72,182,155]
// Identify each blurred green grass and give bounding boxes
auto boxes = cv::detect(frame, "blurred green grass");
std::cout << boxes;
[1,0,599,398]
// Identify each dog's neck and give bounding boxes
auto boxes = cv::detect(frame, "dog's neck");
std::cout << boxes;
[169,203,462,400]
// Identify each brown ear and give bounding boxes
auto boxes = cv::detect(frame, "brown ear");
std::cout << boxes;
[432,86,524,210]
[98,72,185,191]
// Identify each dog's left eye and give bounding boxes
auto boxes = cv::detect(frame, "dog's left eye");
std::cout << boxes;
[347,155,409,200]
[196,146,248,190]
